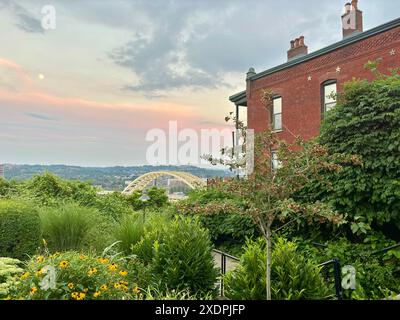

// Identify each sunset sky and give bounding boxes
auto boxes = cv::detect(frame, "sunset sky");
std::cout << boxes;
[0,0,399,166]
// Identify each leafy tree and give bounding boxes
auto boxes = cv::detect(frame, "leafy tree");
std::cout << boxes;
[126,187,168,211]
[24,172,68,206]
[317,67,400,232]
[176,188,258,243]
[0,178,10,197]
[22,172,98,207]
[147,187,169,208]
[206,105,354,299]
[95,192,132,220]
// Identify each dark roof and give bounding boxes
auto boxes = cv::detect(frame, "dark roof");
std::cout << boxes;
[229,90,247,105]
[229,17,400,103]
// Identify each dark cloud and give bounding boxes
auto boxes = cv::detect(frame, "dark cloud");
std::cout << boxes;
[26,113,58,121]
[5,0,399,94]
[107,0,343,95]
[0,0,44,33]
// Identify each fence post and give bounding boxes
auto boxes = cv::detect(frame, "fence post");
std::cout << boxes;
[220,253,226,297]
[333,258,343,300]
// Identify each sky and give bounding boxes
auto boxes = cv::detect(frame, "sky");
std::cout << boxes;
[0,0,399,167]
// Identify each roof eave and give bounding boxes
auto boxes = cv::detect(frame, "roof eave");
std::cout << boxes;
[249,17,400,81]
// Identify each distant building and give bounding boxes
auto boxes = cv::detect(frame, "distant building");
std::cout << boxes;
[0,164,4,178]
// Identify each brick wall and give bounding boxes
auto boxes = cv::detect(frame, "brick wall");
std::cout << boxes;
[247,26,400,145]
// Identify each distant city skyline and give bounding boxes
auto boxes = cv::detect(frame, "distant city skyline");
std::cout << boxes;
[1,0,399,166]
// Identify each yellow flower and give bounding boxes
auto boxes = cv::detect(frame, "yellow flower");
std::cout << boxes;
[119,270,128,277]
[77,292,86,300]
[20,272,30,280]
[67,283,74,290]
[30,287,38,295]
[107,263,118,272]
[100,284,108,291]
[35,268,45,277]
[51,252,60,258]
[59,260,69,269]
[88,267,98,276]
[36,256,44,263]
[113,283,121,289]
[93,291,101,298]
[71,292,86,300]
[97,258,109,264]
[83,288,88,293]
[133,286,140,294]
[119,281,128,286]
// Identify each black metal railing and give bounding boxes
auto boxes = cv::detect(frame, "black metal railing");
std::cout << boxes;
[213,249,240,297]
[314,241,400,300]
[214,242,400,300]
[318,258,343,300]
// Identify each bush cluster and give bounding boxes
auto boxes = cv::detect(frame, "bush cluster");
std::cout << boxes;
[224,238,332,300]
[0,200,42,260]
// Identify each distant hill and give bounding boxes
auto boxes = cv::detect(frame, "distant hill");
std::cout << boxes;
[1,164,232,191]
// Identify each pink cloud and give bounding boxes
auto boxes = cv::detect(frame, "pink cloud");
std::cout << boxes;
[0,56,228,134]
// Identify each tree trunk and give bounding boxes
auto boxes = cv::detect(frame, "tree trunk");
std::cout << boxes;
[266,225,272,300]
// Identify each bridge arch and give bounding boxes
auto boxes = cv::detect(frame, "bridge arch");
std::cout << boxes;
[122,171,207,194]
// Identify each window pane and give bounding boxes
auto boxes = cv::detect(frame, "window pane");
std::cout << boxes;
[273,114,282,130]
[324,83,337,104]
[325,102,336,112]
[273,97,282,114]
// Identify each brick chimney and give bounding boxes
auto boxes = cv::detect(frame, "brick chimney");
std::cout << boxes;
[342,0,363,39]
[287,36,308,61]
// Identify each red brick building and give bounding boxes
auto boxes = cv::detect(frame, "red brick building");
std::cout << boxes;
[230,1,400,147]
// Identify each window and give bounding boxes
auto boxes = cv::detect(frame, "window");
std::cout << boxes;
[271,97,282,131]
[322,81,337,114]
[271,151,282,171]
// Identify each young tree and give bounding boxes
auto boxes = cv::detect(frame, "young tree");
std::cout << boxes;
[206,91,357,300]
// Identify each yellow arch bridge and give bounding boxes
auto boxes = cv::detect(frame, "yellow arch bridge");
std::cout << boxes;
[122,171,207,195]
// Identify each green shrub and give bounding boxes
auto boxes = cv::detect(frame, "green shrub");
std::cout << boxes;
[317,70,400,230]
[0,257,24,298]
[225,238,332,300]
[10,251,139,300]
[152,216,218,297]
[131,215,169,264]
[271,238,332,300]
[115,212,170,259]
[40,203,108,252]
[224,238,266,300]
[0,179,21,199]
[114,214,146,254]
[95,192,132,220]
[199,213,257,242]
[0,200,42,260]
